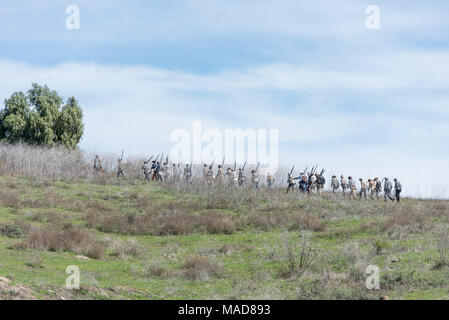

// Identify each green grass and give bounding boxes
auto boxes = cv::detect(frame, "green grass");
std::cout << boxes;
[0,175,448,300]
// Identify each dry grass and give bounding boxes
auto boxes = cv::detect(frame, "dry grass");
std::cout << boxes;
[182,255,223,280]
[20,225,105,259]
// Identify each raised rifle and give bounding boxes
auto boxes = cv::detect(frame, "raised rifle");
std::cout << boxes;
[120,149,124,161]
[242,161,247,171]
[221,157,225,168]
[233,161,236,172]
[255,161,260,172]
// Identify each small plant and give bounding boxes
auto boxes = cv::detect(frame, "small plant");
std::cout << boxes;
[278,232,315,279]
[182,255,223,281]
[371,239,390,255]
[433,230,449,268]
[0,223,24,238]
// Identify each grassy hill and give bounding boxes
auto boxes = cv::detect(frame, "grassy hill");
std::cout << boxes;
[1,175,449,300]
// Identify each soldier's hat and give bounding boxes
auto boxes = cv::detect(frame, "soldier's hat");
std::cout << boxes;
[359,178,362,181]
[348,176,352,179]
[203,164,207,167]
[340,175,344,178]
[384,177,388,180]
[394,178,397,181]
[332,175,336,178]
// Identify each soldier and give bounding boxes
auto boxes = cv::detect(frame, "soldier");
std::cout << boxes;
[93,155,103,172]
[308,173,317,194]
[142,160,150,181]
[226,167,237,188]
[340,175,348,196]
[251,169,259,189]
[117,158,125,178]
[359,178,367,200]
[374,177,382,200]
[286,173,296,194]
[238,168,246,187]
[215,165,224,185]
[348,176,357,199]
[368,179,376,200]
[206,165,214,185]
[163,160,171,181]
[153,161,163,182]
[316,173,326,195]
[331,175,339,194]
[202,164,208,182]
[150,160,158,181]
[266,172,275,190]
[299,173,308,193]
[383,178,394,202]
[183,164,192,183]
[172,163,179,182]
[394,178,402,202]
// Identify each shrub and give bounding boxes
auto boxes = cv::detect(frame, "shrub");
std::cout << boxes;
[182,255,223,280]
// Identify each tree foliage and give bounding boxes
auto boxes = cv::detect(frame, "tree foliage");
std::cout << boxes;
[0,83,84,149]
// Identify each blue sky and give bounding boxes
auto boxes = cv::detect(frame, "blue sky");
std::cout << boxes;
[1,0,449,197]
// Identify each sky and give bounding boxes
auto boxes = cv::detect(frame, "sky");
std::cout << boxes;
[0,0,448,198]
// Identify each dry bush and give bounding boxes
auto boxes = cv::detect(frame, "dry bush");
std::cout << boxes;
[278,232,316,279]
[86,210,238,236]
[104,237,144,259]
[289,213,327,232]
[21,225,105,259]
[382,205,432,234]
[182,255,223,280]
[0,190,21,210]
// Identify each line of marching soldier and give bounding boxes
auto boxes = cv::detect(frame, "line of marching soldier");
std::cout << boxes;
[331,175,402,202]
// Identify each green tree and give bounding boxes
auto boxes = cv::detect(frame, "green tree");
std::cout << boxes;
[0,83,84,148]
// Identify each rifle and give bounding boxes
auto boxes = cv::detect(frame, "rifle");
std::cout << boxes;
[289,165,295,175]
[210,159,215,167]
[242,161,247,171]
[165,155,169,164]
[303,166,308,174]
[120,149,124,161]
[320,168,326,176]
[255,161,260,172]
[146,155,154,163]
[154,154,160,163]
[221,157,225,168]
[233,161,236,171]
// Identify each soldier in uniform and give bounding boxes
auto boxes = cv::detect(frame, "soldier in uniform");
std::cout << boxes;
[150,160,158,181]
[299,173,308,193]
[117,158,125,178]
[308,173,317,194]
[215,165,224,185]
[184,164,192,183]
[340,175,348,196]
[368,179,376,200]
[153,161,163,182]
[316,173,326,195]
[238,168,246,187]
[172,163,179,182]
[251,169,259,189]
[93,155,103,172]
[383,178,394,202]
[142,160,150,181]
[348,176,357,199]
[266,172,275,190]
[331,175,339,194]
[286,173,296,194]
[206,165,214,185]
[226,167,237,188]
[374,177,382,200]
[202,164,208,183]
[394,178,402,202]
[359,178,368,200]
